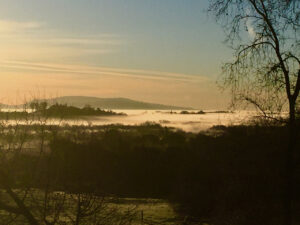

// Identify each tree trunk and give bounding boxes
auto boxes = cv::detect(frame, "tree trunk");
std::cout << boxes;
[285,100,296,225]
[6,187,40,225]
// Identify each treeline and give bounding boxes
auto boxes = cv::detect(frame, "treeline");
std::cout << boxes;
[43,103,125,117]
[11,123,300,225]
[0,102,125,119]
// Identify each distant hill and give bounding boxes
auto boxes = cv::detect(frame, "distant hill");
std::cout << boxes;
[36,96,192,110]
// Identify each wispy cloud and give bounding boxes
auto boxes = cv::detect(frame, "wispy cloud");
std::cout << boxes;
[246,20,256,39]
[244,8,256,39]
[0,20,43,33]
[45,37,122,46]
[0,19,123,62]
[0,60,207,83]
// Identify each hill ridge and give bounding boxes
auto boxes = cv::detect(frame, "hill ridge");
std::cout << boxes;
[1,96,192,110]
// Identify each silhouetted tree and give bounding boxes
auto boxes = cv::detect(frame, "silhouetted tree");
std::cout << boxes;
[209,1,299,225]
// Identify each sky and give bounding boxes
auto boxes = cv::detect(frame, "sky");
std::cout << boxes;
[0,0,233,109]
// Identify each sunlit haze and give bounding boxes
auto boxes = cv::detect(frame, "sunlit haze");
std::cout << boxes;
[0,0,232,109]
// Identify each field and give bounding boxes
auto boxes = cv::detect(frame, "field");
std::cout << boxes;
[0,189,179,225]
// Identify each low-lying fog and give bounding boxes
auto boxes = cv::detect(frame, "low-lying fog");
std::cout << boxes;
[0,109,261,133]
[78,110,257,133]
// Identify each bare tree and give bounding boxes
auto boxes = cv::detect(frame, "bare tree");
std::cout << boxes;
[208,1,299,225]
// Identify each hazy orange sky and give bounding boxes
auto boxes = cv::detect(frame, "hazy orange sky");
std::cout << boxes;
[0,0,235,109]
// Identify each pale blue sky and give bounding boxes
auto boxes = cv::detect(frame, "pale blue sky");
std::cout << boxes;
[0,0,232,108]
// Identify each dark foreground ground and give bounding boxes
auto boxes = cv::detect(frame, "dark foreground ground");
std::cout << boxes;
[0,121,299,225]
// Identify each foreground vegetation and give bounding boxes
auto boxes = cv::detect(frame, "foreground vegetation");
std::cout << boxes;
[0,119,299,224]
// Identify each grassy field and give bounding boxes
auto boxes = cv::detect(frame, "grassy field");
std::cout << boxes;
[115,198,179,224]
[0,189,180,225]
